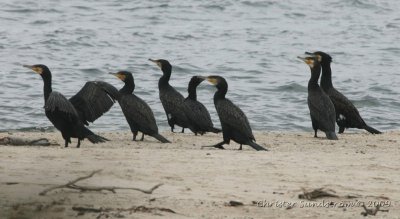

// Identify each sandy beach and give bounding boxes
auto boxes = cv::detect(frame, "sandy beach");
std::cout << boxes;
[1,130,399,218]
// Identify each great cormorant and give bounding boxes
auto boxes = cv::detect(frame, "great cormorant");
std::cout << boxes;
[298,56,338,140]
[306,51,381,134]
[23,64,115,147]
[183,76,221,135]
[200,76,267,151]
[148,59,190,133]
[110,71,170,143]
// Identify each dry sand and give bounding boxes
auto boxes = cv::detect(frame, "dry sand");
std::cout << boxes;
[0,130,399,218]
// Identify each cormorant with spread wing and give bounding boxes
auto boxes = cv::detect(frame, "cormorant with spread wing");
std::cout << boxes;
[24,64,118,147]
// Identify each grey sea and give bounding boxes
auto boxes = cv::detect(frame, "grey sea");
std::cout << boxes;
[1,0,399,132]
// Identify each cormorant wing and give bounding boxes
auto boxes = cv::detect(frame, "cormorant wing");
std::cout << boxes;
[307,93,336,131]
[69,81,120,125]
[45,91,79,117]
[216,99,255,140]
[184,99,214,128]
[160,88,186,119]
[119,95,158,132]
[329,89,366,125]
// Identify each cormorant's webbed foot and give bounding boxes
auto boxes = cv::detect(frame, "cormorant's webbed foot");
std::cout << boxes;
[76,139,81,148]
[314,130,318,138]
[64,140,69,148]
[238,144,242,150]
[202,141,226,150]
[181,128,185,133]
[338,126,345,134]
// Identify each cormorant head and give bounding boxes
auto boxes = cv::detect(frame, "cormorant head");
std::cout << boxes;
[188,76,205,89]
[23,64,51,79]
[109,71,133,83]
[297,56,319,69]
[305,51,332,64]
[148,59,172,73]
[202,75,228,90]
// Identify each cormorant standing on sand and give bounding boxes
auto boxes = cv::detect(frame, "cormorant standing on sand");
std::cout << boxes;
[110,71,170,143]
[201,76,267,151]
[23,64,113,147]
[149,59,190,133]
[298,56,338,140]
[183,76,221,135]
[306,51,381,134]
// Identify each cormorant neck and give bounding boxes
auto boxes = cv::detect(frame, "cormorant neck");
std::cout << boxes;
[187,85,198,100]
[159,66,172,85]
[214,84,228,100]
[42,74,52,102]
[120,78,135,94]
[308,66,321,91]
[320,62,333,89]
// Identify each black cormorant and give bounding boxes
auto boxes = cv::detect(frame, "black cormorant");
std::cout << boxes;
[298,56,338,140]
[23,64,114,147]
[200,76,267,151]
[148,59,190,133]
[110,71,170,143]
[306,51,381,134]
[183,76,221,135]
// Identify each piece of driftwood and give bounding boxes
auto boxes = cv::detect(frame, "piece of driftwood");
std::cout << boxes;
[39,170,163,196]
[298,188,339,200]
[72,205,176,216]
[0,136,58,146]
[360,203,389,216]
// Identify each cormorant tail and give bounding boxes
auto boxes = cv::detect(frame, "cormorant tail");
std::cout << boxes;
[209,127,222,133]
[152,133,171,143]
[364,125,382,134]
[248,141,268,151]
[83,127,109,143]
[325,132,338,140]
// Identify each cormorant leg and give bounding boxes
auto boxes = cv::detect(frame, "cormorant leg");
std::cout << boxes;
[132,133,137,141]
[181,128,184,133]
[140,133,144,141]
[338,126,345,134]
[76,139,81,148]
[314,130,318,138]
[171,125,175,133]
[202,141,226,150]
[238,144,242,150]
[65,139,69,148]
[195,132,198,136]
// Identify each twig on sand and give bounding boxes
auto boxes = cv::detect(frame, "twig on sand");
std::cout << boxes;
[298,188,339,200]
[360,204,389,216]
[72,205,176,217]
[39,169,163,196]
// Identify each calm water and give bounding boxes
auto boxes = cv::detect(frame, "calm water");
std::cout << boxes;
[1,0,399,132]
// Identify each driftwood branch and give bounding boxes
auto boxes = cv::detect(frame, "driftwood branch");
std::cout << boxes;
[39,169,163,196]
[72,205,176,216]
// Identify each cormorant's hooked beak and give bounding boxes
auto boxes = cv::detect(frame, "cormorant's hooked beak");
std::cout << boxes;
[297,56,314,67]
[304,52,322,62]
[109,72,125,81]
[23,64,42,74]
[148,58,162,69]
[203,76,218,85]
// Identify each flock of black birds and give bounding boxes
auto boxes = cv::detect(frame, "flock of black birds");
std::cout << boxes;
[22,51,381,151]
